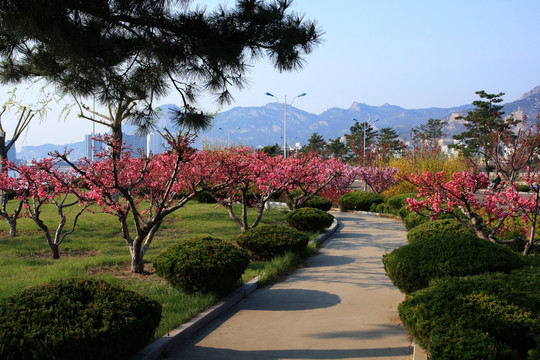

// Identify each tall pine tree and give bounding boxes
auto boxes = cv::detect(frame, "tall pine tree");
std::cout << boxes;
[452,91,520,172]
[0,0,321,141]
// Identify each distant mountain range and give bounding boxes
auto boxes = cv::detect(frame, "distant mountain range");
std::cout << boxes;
[18,85,540,160]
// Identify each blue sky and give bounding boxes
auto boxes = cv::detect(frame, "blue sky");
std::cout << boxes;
[2,0,540,148]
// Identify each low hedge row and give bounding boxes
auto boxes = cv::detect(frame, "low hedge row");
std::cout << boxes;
[407,218,475,244]
[286,194,333,211]
[383,233,524,294]
[286,207,334,232]
[0,278,161,360]
[154,236,250,295]
[399,266,540,359]
[382,192,540,359]
[303,195,333,211]
[338,191,384,212]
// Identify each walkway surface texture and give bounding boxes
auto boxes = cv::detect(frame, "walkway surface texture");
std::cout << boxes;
[162,212,413,360]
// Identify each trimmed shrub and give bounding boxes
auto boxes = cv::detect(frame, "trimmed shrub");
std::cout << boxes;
[338,191,384,212]
[154,236,250,295]
[407,218,475,244]
[402,211,430,230]
[399,266,540,359]
[402,211,461,230]
[369,201,393,215]
[382,233,524,294]
[286,207,334,232]
[304,195,333,211]
[516,184,531,193]
[237,225,309,260]
[397,205,412,220]
[386,192,417,214]
[0,278,161,360]
[286,193,332,211]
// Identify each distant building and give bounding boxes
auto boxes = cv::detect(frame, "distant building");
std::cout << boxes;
[124,133,147,156]
[147,133,168,156]
[84,134,105,159]
[84,132,168,159]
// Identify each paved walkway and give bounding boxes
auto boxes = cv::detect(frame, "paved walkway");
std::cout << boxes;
[161,212,413,360]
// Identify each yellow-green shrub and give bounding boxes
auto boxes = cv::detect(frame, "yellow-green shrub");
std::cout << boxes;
[384,153,468,197]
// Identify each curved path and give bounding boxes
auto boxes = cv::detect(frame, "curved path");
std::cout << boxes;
[161,212,413,360]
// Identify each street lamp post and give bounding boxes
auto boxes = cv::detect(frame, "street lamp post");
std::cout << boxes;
[265,92,306,158]
[218,127,240,148]
[353,117,378,190]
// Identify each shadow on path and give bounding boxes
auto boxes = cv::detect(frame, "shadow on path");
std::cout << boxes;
[167,346,412,359]
[239,288,341,311]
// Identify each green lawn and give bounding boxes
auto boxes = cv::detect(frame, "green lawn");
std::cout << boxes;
[0,200,303,340]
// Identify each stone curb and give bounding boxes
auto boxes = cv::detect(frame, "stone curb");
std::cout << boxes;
[131,218,340,360]
[312,217,340,246]
[130,276,260,360]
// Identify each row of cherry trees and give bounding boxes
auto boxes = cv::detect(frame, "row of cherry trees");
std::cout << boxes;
[0,134,399,273]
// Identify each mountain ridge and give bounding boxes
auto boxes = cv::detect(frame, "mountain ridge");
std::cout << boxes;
[18,85,540,160]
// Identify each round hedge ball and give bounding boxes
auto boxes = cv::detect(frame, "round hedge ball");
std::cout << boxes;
[237,225,310,260]
[154,236,250,295]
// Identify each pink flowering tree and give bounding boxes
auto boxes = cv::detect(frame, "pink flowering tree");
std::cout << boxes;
[356,166,399,194]
[55,133,212,273]
[201,148,284,232]
[319,163,358,205]
[2,158,88,258]
[485,172,540,255]
[283,153,348,210]
[404,170,540,255]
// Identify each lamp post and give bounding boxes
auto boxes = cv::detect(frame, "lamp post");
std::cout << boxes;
[265,92,306,158]
[218,127,240,148]
[353,117,379,190]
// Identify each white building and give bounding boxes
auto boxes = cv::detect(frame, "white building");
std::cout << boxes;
[147,132,168,156]
[84,132,168,159]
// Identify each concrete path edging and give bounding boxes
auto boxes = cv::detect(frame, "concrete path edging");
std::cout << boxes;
[131,277,261,360]
[131,218,340,360]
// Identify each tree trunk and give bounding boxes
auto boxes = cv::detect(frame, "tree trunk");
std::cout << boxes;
[225,204,246,232]
[130,240,145,274]
[7,217,16,237]
[523,242,532,256]
[131,253,145,274]
[50,243,60,259]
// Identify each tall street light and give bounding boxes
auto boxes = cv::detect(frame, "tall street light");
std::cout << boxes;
[218,127,240,148]
[265,92,306,158]
[353,117,379,190]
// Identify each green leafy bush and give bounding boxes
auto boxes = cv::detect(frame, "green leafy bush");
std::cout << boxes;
[516,184,531,193]
[397,205,412,220]
[402,211,430,230]
[286,207,334,232]
[386,192,417,214]
[382,233,524,294]
[304,195,333,211]
[154,236,250,295]
[399,266,540,359]
[338,191,384,212]
[407,218,475,244]
[286,193,333,211]
[0,278,161,360]
[402,211,460,230]
[237,225,309,260]
[369,201,393,214]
